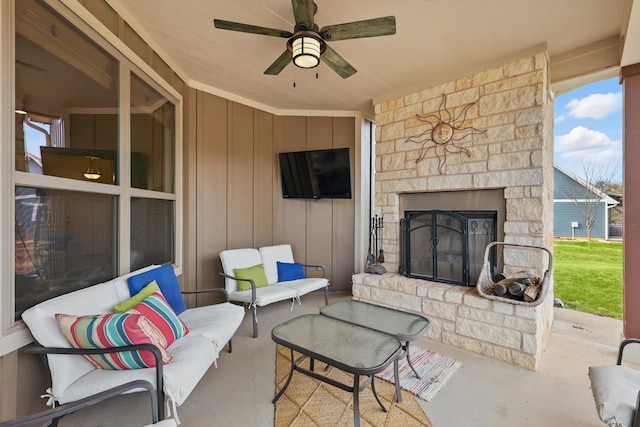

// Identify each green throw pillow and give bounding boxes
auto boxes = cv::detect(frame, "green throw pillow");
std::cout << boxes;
[234,264,268,292]
[114,280,160,313]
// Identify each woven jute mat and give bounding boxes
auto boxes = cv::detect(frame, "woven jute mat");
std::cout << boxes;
[274,345,434,427]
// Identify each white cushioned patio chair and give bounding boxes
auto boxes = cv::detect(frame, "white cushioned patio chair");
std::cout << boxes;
[219,244,328,338]
[589,338,640,427]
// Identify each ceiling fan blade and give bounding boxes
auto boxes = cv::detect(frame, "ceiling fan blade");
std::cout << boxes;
[319,16,396,41]
[213,19,292,38]
[291,0,315,29]
[264,50,293,75]
[320,45,356,79]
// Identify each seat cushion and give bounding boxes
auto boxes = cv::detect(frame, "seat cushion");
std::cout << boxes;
[179,302,245,358]
[229,285,297,306]
[56,313,173,369]
[220,248,263,293]
[589,365,640,427]
[275,277,328,296]
[259,244,294,284]
[55,334,215,407]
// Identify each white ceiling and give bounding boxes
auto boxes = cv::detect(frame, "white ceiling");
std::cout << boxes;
[108,0,639,115]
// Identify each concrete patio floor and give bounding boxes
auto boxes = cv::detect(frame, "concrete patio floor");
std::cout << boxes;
[55,291,623,427]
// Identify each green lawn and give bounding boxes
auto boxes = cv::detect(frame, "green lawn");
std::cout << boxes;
[553,239,623,319]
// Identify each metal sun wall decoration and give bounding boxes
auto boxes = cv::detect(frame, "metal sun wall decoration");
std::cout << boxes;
[405,93,487,174]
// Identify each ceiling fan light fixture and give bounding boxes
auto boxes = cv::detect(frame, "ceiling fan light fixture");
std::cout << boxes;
[292,36,321,68]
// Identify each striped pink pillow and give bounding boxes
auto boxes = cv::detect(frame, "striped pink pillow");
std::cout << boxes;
[56,313,173,370]
[126,291,189,348]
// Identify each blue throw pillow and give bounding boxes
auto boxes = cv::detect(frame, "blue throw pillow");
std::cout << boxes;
[127,265,187,315]
[277,261,305,282]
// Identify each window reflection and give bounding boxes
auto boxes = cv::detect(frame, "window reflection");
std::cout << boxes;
[15,0,118,183]
[15,186,117,319]
[131,198,174,270]
[131,73,175,192]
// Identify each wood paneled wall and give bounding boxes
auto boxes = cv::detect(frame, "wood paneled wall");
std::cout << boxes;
[196,92,355,293]
[2,2,357,421]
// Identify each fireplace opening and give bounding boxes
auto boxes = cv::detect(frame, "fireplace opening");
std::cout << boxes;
[400,210,497,286]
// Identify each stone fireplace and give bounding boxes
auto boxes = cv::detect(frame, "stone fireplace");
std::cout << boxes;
[353,49,555,370]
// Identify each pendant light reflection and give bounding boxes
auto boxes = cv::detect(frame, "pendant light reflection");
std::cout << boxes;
[83,156,101,180]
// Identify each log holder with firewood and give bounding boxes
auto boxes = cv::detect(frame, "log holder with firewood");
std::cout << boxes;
[476,242,553,307]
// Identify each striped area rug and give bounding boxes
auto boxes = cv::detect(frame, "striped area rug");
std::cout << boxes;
[375,346,462,402]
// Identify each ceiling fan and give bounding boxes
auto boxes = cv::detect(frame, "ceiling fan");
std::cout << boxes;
[213,0,396,79]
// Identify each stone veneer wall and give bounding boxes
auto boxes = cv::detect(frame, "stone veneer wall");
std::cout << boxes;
[354,50,556,370]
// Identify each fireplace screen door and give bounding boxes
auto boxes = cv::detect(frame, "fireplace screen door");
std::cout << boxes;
[400,210,495,286]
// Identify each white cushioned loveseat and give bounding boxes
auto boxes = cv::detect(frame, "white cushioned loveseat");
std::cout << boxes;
[219,244,329,337]
[21,264,244,424]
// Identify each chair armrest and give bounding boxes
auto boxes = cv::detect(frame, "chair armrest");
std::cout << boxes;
[218,272,257,303]
[23,343,165,419]
[300,263,326,278]
[0,379,158,427]
[617,338,640,365]
[182,287,230,302]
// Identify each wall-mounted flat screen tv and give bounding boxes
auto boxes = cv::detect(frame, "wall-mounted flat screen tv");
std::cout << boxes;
[279,147,352,199]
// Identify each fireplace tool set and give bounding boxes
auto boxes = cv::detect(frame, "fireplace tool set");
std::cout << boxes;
[365,215,387,274]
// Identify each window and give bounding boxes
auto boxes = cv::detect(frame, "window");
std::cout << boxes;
[15,187,117,318]
[8,0,181,327]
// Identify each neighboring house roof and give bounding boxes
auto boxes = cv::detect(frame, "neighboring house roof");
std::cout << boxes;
[553,165,619,207]
[607,191,623,204]
[26,153,42,168]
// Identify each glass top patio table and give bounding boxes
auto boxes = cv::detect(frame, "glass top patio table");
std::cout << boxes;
[271,314,401,427]
[319,299,430,342]
[320,298,430,403]
[271,314,401,373]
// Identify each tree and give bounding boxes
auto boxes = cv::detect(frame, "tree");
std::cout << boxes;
[561,163,619,249]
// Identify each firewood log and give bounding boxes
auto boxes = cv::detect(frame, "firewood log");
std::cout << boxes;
[493,284,508,296]
[496,277,531,286]
[524,282,541,302]
[507,282,527,297]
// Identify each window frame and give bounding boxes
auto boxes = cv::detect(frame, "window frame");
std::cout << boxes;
[0,0,183,356]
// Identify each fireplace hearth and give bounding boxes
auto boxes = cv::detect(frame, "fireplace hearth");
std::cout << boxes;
[400,210,496,286]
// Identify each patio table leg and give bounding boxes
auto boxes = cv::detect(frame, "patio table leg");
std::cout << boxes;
[353,374,361,427]
[370,375,388,412]
[405,342,421,378]
[272,349,295,404]
[394,358,402,403]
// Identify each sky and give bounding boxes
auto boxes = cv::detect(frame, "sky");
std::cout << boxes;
[554,77,623,183]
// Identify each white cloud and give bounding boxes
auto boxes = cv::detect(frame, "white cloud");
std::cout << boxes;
[555,126,621,164]
[565,92,621,119]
